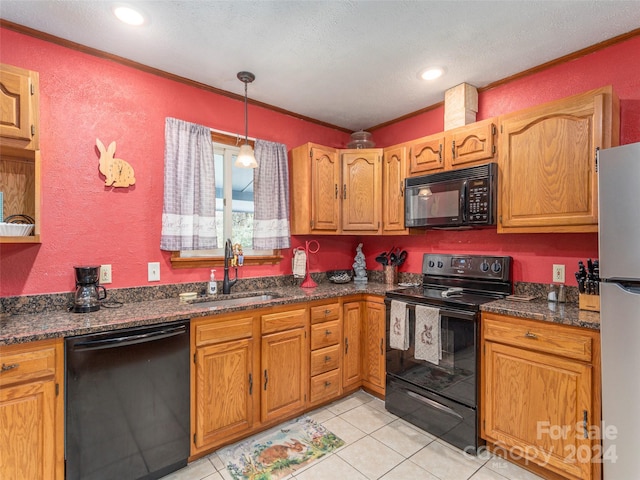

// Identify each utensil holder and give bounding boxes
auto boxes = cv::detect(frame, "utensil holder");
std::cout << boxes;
[384,265,397,286]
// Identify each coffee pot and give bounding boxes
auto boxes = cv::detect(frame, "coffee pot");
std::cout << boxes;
[73,266,107,313]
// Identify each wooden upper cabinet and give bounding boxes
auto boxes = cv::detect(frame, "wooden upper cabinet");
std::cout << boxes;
[290,143,340,234]
[498,86,619,233]
[382,144,408,234]
[408,134,444,175]
[341,149,382,233]
[0,64,39,150]
[447,118,497,169]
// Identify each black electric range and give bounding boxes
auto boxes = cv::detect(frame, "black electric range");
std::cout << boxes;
[384,253,512,454]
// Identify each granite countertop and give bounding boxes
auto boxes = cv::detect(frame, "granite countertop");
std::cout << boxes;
[481,298,600,330]
[0,283,392,346]
[1,281,600,346]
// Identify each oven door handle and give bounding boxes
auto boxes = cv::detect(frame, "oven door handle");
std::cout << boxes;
[403,388,464,421]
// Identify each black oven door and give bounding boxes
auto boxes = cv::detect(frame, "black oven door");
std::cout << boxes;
[385,301,478,407]
[384,300,482,453]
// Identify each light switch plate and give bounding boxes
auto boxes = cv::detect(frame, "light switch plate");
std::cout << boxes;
[552,264,565,283]
[100,264,112,284]
[148,262,160,282]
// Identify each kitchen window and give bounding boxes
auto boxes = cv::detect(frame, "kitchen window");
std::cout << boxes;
[170,133,282,268]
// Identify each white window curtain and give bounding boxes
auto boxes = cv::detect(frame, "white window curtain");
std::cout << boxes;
[160,118,217,251]
[253,139,291,249]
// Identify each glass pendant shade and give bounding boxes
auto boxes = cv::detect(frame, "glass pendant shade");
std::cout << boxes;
[235,144,258,168]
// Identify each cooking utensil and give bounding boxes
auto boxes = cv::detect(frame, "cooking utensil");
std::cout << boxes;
[395,250,407,266]
[375,253,388,266]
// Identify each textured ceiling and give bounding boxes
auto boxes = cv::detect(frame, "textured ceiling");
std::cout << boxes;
[1,0,639,131]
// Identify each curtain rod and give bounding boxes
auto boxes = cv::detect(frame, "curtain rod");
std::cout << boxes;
[210,127,257,142]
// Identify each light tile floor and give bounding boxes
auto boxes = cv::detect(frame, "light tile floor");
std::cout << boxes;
[161,390,545,480]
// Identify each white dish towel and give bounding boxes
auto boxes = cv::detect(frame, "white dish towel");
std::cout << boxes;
[389,300,409,350]
[292,248,307,278]
[415,305,440,365]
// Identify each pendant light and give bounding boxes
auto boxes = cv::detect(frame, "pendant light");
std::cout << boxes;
[235,71,258,168]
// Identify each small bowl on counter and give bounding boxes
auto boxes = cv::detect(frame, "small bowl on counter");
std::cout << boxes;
[326,270,354,284]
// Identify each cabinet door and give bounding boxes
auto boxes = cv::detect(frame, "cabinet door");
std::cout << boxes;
[311,145,341,232]
[483,341,593,480]
[408,134,444,175]
[261,327,308,423]
[343,301,362,390]
[498,86,618,233]
[194,338,255,450]
[0,339,62,480]
[382,145,408,234]
[447,119,497,169]
[341,149,382,233]
[0,379,57,480]
[362,300,386,395]
[0,64,39,149]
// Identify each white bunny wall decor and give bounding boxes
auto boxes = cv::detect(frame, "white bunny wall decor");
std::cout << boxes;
[96,138,136,187]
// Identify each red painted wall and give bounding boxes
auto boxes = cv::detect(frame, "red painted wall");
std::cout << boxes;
[1,28,638,296]
[370,35,640,288]
[0,28,351,296]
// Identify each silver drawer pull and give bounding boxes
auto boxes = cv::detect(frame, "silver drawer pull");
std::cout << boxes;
[524,331,538,339]
[325,355,331,362]
[1,363,19,372]
[325,329,332,336]
[324,381,332,387]
[325,309,331,315]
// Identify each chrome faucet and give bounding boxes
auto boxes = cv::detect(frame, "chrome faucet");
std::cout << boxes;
[222,238,238,294]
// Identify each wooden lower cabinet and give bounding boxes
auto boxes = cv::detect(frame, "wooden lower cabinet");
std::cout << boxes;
[0,338,64,480]
[309,300,342,406]
[192,312,260,454]
[481,312,601,480]
[260,306,309,424]
[191,295,389,457]
[342,300,362,390]
[362,297,386,396]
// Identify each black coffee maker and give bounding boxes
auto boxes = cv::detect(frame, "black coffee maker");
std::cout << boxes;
[73,266,107,313]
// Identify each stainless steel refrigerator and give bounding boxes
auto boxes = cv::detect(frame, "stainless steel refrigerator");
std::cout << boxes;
[598,141,640,478]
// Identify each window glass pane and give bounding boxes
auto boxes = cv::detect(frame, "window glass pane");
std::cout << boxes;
[214,151,224,248]
[230,153,254,248]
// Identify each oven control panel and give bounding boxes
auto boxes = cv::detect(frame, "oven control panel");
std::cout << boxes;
[423,253,511,281]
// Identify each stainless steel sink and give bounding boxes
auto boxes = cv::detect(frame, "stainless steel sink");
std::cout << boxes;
[188,292,283,308]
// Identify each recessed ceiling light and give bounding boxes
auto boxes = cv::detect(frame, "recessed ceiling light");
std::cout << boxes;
[419,67,445,81]
[113,5,146,26]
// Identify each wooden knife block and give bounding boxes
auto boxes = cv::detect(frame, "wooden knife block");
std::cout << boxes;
[579,293,600,312]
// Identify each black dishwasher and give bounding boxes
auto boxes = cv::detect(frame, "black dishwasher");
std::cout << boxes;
[65,321,190,480]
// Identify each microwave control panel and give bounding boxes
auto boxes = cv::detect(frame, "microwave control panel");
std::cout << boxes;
[467,178,491,223]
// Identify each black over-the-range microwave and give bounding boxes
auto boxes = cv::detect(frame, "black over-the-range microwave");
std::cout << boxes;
[404,162,498,229]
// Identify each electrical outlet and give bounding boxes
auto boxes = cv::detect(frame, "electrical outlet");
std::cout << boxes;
[148,262,160,282]
[553,264,565,283]
[100,264,112,284]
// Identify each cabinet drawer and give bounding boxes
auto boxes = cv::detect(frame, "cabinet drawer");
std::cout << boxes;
[483,315,594,362]
[310,303,340,324]
[0,342,57,387]
[310,369,341,404]
[310,320,340,350]
[310,345,341,376]
[195,314,254,346]
[261,308,307,334]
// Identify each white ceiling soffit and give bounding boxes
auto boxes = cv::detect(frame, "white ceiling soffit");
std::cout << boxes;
[1,1,639,131]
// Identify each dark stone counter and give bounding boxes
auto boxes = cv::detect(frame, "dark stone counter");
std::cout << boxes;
[0,282,392,346]
[481,298,600,330]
